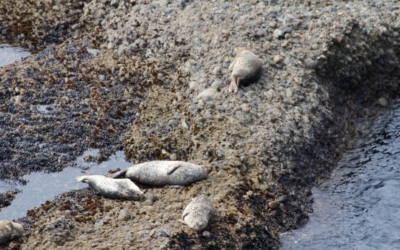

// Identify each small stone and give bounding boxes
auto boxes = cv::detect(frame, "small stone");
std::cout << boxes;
[189,81,198,90]
[53,5,60,11]
[169,153,177,161]
[107,43,115,50]
[241,103,251,112]
[265,89,276,100]
[268,0,277,6]
[96,154,103,163]
[181,119,189,129]
[286,88,294,98]
[273,29,284,39]
[212,66,222,75]
[268,200,279,210]
[211,80,223,90]
[206,102,215,109]
[278,195,289,203]
[83,155,92,162]
[305,59,318,69]
[197,88,219,100]
[168,119,178,126]
[249,148,257,155]
[202,231,211,237]
[273,55,282,64]
[378,97,388,107]
[118,209,130,221]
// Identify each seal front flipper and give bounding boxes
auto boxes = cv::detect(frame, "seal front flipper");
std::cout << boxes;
[182,210,190,220]
[110,169,128,179]
[167,163,182,175]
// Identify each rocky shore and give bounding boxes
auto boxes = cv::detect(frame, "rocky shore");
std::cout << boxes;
[0,0,399,249]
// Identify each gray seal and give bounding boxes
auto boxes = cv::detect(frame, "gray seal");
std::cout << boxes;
[229,48,262,93]
[182,196,213,231]
[0,221,24,245]
[112,161,210,186]
[76,175,143,200]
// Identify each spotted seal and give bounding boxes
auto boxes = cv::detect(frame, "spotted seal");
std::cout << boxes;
[76,175,143,200]
[0,221,24,245]
[182,196,213,231]
[229,48,262,93]
[111,161,210,186]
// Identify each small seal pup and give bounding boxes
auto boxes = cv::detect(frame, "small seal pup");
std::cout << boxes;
[111,161,210,186]
[229,48,263,93]
[0,221,24,245]
[76,175,143,200]
[182,196,213,231]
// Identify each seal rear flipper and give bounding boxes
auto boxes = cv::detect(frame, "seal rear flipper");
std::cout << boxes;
[110,169,128,179]
[76,176,87,183]
[167,163,182,175]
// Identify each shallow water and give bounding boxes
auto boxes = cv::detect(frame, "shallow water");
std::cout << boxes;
[0,43,30,66]
[0,150,132,220]
[281,102,400,249]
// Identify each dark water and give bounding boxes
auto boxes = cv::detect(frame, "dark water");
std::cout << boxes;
[281,102,400,249]
[0,43,30,66]
[0,150,132,220]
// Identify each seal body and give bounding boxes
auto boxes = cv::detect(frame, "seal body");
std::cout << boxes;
[229,48,262,93]
[112,161,210,186]
[76,175,143,200]
[182,196,213,231]
[0,221,24,245]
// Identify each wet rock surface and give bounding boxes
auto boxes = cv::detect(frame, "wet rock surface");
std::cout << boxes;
[0,0,399,249]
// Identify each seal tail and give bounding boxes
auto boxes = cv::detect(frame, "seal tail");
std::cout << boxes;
[110,169,128,179]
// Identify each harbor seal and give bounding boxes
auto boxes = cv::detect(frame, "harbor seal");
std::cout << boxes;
[0,221,24,245]
[229,48,262,93]
[111,161,210,186]
[76,175,144,200]
[182,196,213,231]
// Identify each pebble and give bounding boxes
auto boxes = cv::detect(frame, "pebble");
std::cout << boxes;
[268,200,279,210]
[378,97,388,107]
[169,153,177,160]
[197,88,219,100]
[273,29,284,39]
[117,209,130,221]
[273,55,282,64]
[168,119,178,126]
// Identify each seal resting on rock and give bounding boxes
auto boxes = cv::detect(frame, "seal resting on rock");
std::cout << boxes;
[229,48,262,93]
[0,221,24,245]
[111,161,210,186]
[182,196,213,231]
[76,175,143,200]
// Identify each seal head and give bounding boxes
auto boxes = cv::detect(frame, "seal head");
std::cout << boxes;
[229,48,262,93]
[182,195,213,231]
[76,175,143,200]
